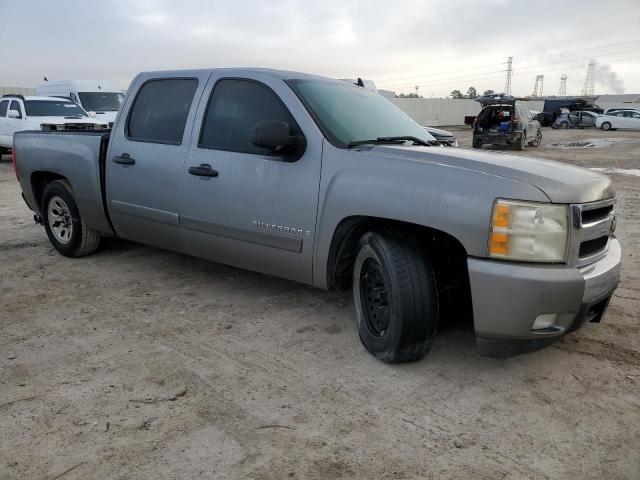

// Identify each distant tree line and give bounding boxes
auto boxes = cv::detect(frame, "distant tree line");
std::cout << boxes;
[395,88,496,99]
[449,88,495,99]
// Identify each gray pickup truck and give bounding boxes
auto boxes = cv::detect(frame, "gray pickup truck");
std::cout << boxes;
[12,68,621,362]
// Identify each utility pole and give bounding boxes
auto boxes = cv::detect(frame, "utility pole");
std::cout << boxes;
[504,57,513,95]
[532,75,544,97]
[558,74,567,96]
[581,59,595,96]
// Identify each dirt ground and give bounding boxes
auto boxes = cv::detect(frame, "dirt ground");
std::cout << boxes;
[1,127,639,480]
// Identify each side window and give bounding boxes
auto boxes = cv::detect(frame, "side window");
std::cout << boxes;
[10,101,23,119]
[127,78,198,144]
[631,112,640,119]
[0,100,8,117]
[70,92,78,103]
[199,79,302,157]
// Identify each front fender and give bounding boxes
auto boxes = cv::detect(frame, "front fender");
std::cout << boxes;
[312,144,550,288]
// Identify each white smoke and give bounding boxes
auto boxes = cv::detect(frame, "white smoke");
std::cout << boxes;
[596,63,625,94]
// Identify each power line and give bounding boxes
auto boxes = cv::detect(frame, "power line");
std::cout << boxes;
[377,40,640,90]
[383,53,640,91]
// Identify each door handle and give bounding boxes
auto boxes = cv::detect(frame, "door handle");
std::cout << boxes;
[112,153,136,165]
[188,163,219,177]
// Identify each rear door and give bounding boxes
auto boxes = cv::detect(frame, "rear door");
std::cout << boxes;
[180,73,322,284]
[106,71,210,251]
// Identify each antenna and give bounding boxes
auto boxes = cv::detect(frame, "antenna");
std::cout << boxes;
[558,74,567,96]
[532,75,544,97]
[503,57,513,95]
[581,59,595,96]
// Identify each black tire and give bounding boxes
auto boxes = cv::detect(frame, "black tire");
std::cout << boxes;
[472,137,482,149]
[41,180,101,257]
[352,230,438,363]
[529,130,542,147]
[601,122,612,131]
[516,131,527,151]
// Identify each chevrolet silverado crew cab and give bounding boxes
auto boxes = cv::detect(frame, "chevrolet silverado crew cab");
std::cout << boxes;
[12,68,621,362]
[0,95,108,152]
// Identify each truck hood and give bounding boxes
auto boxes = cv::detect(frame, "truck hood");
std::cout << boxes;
[369,145,614,204]
[31,116,108,126]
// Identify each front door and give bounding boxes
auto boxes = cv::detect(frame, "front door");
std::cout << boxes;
[180,74,322,284]
[0,100,10,147]
[106,73,208,251]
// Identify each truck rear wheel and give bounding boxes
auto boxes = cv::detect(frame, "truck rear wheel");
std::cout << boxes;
[41,180,101,257]
[352,230,439,363]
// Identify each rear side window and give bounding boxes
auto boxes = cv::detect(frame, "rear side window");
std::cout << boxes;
[127,78,198,145]
[10,101,23,119]
[0,100,8,117]
[199,79,301,156]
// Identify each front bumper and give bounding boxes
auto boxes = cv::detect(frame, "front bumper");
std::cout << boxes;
[467,238,621,357]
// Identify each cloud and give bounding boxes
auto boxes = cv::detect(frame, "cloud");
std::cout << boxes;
[0,0,638,96]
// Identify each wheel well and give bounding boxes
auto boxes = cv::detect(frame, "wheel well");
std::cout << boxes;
[31,172,67,211]
[327,216,473,327]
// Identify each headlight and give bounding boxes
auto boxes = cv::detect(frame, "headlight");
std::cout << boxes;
[489,199,568,262]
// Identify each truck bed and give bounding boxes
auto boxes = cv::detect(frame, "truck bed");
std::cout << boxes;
[13,130,115,236]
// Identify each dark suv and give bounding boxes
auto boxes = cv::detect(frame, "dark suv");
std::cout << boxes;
[472,94,542,150]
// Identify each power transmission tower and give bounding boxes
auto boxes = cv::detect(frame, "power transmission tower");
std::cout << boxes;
[504,57,513,95]
[558,74,567,96]
[532,75,544,97]
[581,59,595,96]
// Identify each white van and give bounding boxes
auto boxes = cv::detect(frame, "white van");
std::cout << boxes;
[35,80,124,127]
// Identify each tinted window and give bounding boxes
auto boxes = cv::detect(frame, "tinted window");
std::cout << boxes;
[127,78,198,144]
[25,100,87,117]
[0,100,8,117]
[10,101,22,119]
[78,92,124,112]
[199,79,301,156]
[288,79,436,147]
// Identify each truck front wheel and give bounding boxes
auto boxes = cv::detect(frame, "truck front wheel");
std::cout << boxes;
[41,180,101,257]
[352,230,439,363]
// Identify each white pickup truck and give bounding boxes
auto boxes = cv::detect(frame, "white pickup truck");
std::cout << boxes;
[0,95,108,152]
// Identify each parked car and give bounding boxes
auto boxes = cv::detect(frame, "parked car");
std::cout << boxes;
[552,110,599,129]
[596,110,640,131]
[424,126,458,146]
[36,79,124,128]
[604,107,640,115]
[12,68,620,362]
[0,95,108,151]
[472,97,542,150]
[539,98,602,126]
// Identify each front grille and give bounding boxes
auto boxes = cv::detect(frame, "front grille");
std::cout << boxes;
[579,235,609,258]
[582,205,613,224]
[569,199,615,266]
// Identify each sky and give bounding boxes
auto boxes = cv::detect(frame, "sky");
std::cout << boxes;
[1,0,639,97]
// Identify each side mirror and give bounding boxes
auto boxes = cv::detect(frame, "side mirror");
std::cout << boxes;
[251,120,299,155]
[7,110,19,119]
[88,111,97,118]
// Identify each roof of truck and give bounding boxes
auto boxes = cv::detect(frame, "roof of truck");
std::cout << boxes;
[2,95,75,102]
[138,67,339,82]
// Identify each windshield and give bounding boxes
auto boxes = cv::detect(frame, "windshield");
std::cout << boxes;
[288,79,435,147]
[25,100,88,117]
[78,92,124,112]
